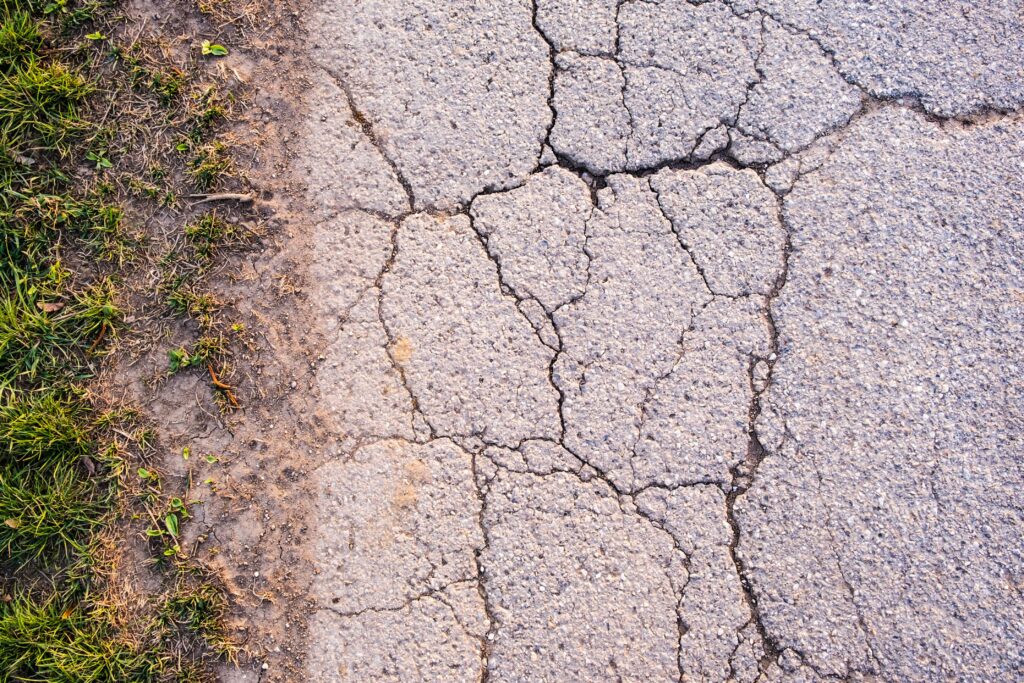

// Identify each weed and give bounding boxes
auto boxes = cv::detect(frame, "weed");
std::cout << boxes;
[145,495,191,559]
[167,347,191,373]
[167,335,224,375]
[199,39,227,57]
[184,211,238,259]
[85,148,111,169]
[187,141,230,191]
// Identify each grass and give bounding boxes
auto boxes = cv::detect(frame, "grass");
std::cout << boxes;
[184,212,238,259]
[166,286,218,321]
[0,0,244,679]
[0,59,92,151]
[0,461,108,566]
[0,595,164,682]
[187,141,231,191]
[0,392,110,567]
[0,276,118,388]
[0,574,236,681]
[0,11,41,70]
[159,581,232,655]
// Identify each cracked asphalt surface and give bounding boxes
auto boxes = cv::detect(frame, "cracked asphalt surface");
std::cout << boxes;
[298,1,1024,681]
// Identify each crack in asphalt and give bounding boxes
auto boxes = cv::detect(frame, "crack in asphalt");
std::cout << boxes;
[315,63,417,211]
[373,221,437,441]
[319,145,810,680]
[468,451,496,683]
[304,1,1024,679]
[531,0,559,171]
[715,176,789,678]
[348,156,788,677]
[324,578,479,620]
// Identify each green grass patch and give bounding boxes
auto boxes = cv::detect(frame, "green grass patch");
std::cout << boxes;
[0,391,111,566]
[187,141,230,191]
[159,581,233,656]
[0,460,108,566]
[0,276,118,388]
[0,595,164,682]
[0,58,92,152]
[0,391,91,465]
[0,11,42,72]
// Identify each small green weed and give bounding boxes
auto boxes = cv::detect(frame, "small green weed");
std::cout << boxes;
[199,39,227,57]
[167,335,225,375]
[184,211,238,259]
[187,141,230,191]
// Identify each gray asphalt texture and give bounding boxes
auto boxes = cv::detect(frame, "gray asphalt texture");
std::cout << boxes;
[300,1,1024,681]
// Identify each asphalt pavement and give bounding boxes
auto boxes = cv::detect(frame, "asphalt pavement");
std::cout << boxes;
[299,1,1024,680]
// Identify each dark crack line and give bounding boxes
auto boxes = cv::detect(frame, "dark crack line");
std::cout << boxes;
[719,174,791,676]
[722,0,1024,123]
[324,578,477,619]
[482,449,692,682]
[316,63,417,210]
[531,0,1023,184]
[722,10,775,162]
[374,221,439,441]
[648,177,729,299]
[462,207,568,426]
[628,310,697,486]
[469,451,496,683]
[531,0,559,168]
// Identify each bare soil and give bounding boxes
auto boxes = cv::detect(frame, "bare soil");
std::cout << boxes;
[93,0,327,679]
